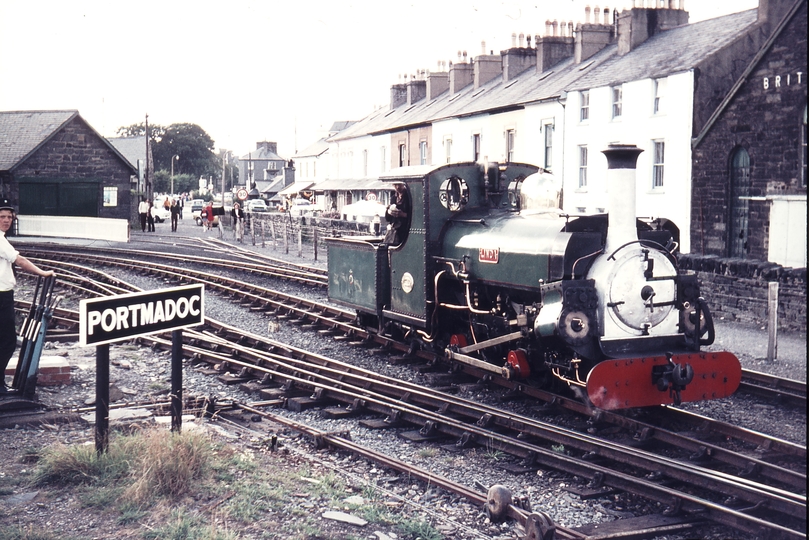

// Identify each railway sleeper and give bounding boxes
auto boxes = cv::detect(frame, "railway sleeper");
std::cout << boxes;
[321,398,367,419]
[399,420,446,442]
[286,390,335,412]
[358,408,405,429]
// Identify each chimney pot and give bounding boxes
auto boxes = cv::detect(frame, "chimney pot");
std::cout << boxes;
[526,34,532,47]
[511,33,517,47]
[604,6,610,24]
[585,5,591,23]
[552,19,558,36]
[519,32,524,47]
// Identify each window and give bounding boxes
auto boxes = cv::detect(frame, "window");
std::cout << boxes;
[363,150,368,177]
[578,145,588,188]
[103,186,117,207]
[398,143,407,167]
[472,134,481,162]
[580,91,590,121]
[505,129,515,162]
[653,78,666,114]
[543,124,553,169]
[419,141,427,165]
[269,161,277,170]
[652,140,665,188]
[380,146,386,173]
[445,138,452,164]
[612,85,622,118]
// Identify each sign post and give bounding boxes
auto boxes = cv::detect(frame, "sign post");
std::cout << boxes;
[79,284,204,453]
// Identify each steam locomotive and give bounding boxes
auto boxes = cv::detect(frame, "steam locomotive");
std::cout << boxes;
[326,145,741,409]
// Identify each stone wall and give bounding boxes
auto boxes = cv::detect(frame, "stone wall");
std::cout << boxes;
[691,3,807,261]
[12,116,134,221]
[679,254,806,332]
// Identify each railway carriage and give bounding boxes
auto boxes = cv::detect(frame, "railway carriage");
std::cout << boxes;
[326,145,741,410]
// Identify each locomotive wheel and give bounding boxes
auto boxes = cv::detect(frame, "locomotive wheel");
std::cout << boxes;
[449,334,468,348]
[506,349,530,378]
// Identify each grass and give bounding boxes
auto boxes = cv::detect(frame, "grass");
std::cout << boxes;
[10,425,445,540]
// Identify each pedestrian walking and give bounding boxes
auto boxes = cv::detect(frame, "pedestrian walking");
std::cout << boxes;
[147,199,155,232]
[231,202,245,243]
[170,199,181,232]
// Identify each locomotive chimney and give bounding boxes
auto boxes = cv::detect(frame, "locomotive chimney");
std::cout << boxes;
[602,144,644,253]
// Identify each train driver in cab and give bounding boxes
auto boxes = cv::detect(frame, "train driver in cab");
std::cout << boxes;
[384,181,411,245]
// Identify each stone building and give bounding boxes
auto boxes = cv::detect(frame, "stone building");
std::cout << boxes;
[0,110,136,220]
[691,0,806,268]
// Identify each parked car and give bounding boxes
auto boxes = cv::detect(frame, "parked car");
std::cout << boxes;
[340,200,387,223]
[192,202,219,227]
[152,200,171,223]
[288,199,313,217]
[245,199,268,213]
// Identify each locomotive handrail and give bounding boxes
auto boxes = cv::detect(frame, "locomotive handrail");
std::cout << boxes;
[571,248,603,279]
[606,238,679,269]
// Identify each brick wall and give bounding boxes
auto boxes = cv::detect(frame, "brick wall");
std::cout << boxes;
[680,254,806,332]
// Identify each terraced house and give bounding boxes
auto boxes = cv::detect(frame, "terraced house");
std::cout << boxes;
[314,0,805,269]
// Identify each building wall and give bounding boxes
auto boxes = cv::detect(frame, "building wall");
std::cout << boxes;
[11,116,134,220]
[563,72,696,251]
[389,126,432,168]
[691,2,807,264]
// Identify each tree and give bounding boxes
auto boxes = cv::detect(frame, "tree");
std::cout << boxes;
[153,171,197,195]
[115,123,166,140]
[154,123,219,180]
[115,121,220,183]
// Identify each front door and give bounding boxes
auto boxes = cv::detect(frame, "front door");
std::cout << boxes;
[729,148,750,258]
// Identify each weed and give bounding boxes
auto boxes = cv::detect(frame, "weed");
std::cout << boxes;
[418,447,438,459]
[551,444,566,454]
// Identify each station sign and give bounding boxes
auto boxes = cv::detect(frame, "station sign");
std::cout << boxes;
[79,284,205,346]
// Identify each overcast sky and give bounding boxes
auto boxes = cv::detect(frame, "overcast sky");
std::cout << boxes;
[0,0,757,159]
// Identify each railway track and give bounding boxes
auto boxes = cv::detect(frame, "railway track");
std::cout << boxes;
[10,250,807,538]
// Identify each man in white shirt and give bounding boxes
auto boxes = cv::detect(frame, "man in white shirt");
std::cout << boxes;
[138,197,149,232]
[0,198,55,391]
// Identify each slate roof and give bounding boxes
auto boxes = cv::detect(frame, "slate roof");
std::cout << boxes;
[293,137,329,159]
[329,8,759,144]
[568,9,759,91]
[0,110,78,171]
[107,136,146,169]
[241,146,285,161]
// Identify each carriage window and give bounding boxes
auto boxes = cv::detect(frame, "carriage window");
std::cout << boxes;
[438,176,469,212]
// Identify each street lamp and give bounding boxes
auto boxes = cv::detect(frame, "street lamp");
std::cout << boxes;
[170,155,180,196]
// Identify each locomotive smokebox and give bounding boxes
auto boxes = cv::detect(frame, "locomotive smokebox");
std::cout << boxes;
[602,144,644,253]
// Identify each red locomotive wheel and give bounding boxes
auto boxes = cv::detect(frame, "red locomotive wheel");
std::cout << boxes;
[449,334,468,347]
[507,349,530,378]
